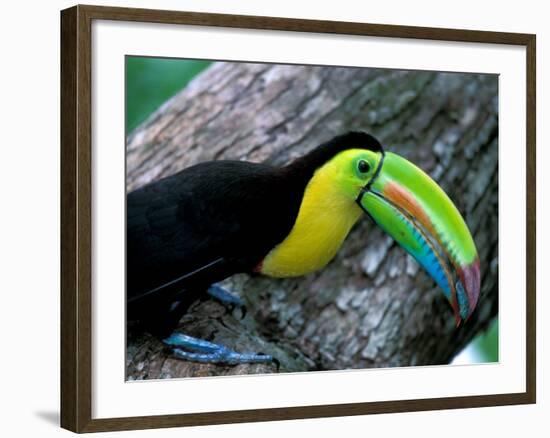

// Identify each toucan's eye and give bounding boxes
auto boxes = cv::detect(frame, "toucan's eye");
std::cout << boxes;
[358,160,371,174]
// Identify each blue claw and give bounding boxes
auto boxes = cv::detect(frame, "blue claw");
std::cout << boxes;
[207,284,247,318]
[163,333,278,368]
[164,333,220,353]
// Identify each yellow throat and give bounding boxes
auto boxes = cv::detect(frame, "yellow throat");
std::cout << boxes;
[260,154,363,278]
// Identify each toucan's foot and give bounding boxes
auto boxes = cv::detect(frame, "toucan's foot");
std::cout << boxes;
[163,333,279,368]
[207,283,247,318]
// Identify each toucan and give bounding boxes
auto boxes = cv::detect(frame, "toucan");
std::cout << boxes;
[127,132,480,367]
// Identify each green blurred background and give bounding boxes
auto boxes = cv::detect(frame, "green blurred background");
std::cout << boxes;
[125,56,498,364]
[126,57,211,133]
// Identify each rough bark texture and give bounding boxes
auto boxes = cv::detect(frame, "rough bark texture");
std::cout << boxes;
[126,62,498,380]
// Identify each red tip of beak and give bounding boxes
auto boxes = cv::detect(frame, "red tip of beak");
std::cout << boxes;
[457,258,481,321]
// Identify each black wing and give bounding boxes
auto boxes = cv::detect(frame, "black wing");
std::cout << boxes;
[126,160,299,310]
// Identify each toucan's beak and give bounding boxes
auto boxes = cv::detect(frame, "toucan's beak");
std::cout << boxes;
[357,152,480,324]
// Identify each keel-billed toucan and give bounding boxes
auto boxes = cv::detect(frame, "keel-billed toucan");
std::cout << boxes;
[127,132,480,366]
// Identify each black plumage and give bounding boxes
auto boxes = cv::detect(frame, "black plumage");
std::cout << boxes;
[127,131,381,337]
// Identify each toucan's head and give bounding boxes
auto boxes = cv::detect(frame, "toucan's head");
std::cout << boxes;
[295,132,480,324]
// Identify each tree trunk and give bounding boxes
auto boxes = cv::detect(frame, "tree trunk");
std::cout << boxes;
[126,62,498,380]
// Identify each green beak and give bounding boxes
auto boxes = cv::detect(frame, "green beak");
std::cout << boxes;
[357,152,480,324]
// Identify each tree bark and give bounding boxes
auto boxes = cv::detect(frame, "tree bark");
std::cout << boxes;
[126,62,498,380]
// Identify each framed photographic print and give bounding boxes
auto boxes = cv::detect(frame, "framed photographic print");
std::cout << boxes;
[60,4,536,433]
